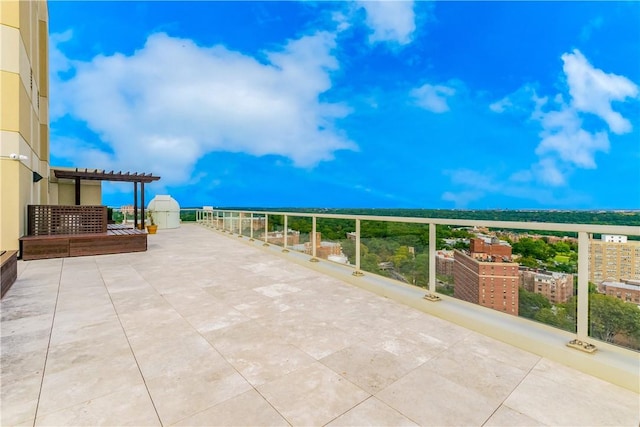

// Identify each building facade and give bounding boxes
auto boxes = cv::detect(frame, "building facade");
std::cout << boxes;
[589,236,640,284]
[469,237,513,259]
[453,238,519,315]
[598,279,640,306]
[436,249,454,278]
[265,230,300,246]
[1,1,49,251]
[520,269,574,304]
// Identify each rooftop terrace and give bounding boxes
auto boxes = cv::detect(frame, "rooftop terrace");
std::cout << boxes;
[2,224,639,426]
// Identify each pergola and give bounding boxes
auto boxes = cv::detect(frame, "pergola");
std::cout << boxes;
[53,169,161,229]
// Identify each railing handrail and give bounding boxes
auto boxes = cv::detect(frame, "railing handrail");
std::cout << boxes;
[197,208,640,236]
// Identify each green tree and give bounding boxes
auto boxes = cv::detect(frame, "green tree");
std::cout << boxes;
[589,294,640,345]
[513,237,556,261]
[518,256,539,268]
[361,253,381,274]
[552,241,571,253]
[518,288,552,319]
[392,246,413,268]
[534,306,575,332]
[341,239,356,264]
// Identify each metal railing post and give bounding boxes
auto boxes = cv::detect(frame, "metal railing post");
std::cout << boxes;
[310,216,319,262]
[282,215,289,252]
[353,218,363,276]
[250,213,254,241]
[568,231,596,352]
[263,214,269,246]
[424,222,440,301]
[237,212,243,237]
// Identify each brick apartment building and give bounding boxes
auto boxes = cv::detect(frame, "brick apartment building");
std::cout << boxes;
[598,279,640,306]
[265,230,300,246]
[453,238,519,315]
[520,269,574,304]
[290,232,343,261]
[436,250,455,278]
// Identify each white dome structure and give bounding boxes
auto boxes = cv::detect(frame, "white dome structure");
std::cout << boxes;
[147,195,180,229]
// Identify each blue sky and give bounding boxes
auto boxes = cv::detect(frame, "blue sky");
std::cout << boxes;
[48,1,640,209]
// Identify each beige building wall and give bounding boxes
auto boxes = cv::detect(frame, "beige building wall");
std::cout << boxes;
[49,169,102,206]
[589,239,640,284]
[0,1,50,251]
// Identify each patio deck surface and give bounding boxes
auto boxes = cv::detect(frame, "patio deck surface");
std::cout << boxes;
[1,224,638,426]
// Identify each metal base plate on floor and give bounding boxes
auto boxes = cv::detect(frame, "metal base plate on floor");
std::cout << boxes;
[567,339,597,353]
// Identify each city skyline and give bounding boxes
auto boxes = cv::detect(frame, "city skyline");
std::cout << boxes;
[48,1,640,209]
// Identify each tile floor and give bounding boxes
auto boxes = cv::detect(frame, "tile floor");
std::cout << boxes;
[1,224,638,426]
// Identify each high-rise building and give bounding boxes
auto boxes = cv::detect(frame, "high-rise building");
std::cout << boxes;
[588,236,640,284]
[1,1,50,251]
[453,238,519,315]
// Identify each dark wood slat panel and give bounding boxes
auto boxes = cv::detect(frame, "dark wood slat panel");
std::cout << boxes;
[1,250,18,298]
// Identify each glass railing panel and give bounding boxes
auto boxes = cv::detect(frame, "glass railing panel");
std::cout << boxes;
[438,223,578,330]
[266,214,285,247]
[587,233,640,351]
[180,209,197,223]
[315,218,355,267]
[251,213,267,241]
[359,220,430,288]
[240,213,252,238]
[285,216,312,255]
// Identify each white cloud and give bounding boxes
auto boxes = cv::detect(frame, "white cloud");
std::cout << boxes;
[489,98,511,113]
[488,84,542,116]
[484,49,636,196]
[534,103,610,169]
[447,51,637,206]
[562,49,638,134]
[410,83,456,113]
[532,158,566,187]
[441,190,484,208]
[579,16,603,42]
[50,31,356,185]
[357,0,416,45]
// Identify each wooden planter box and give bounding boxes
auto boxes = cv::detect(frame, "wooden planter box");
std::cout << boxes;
[1,250,18,298]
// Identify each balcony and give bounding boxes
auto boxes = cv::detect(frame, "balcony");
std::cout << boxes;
[1,219,639,426]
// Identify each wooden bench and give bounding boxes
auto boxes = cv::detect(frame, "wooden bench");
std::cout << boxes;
[1,250,18,298]
[19,227,147,261]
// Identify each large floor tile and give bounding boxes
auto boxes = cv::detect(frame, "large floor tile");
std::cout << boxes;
[422,336,534,405]
[279,319,358,360]
[34,384,160,426]
[326,396,418,427]
[36,353,143,416]
[503,359,640,426]
[173,389,289,427]
[321,343,424,394]
[376,363,500,426]
[222,339,316,386]
[0,373,42,427]
[257,362,370,426]
[483,405,546,426]
[145,364,252,425]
